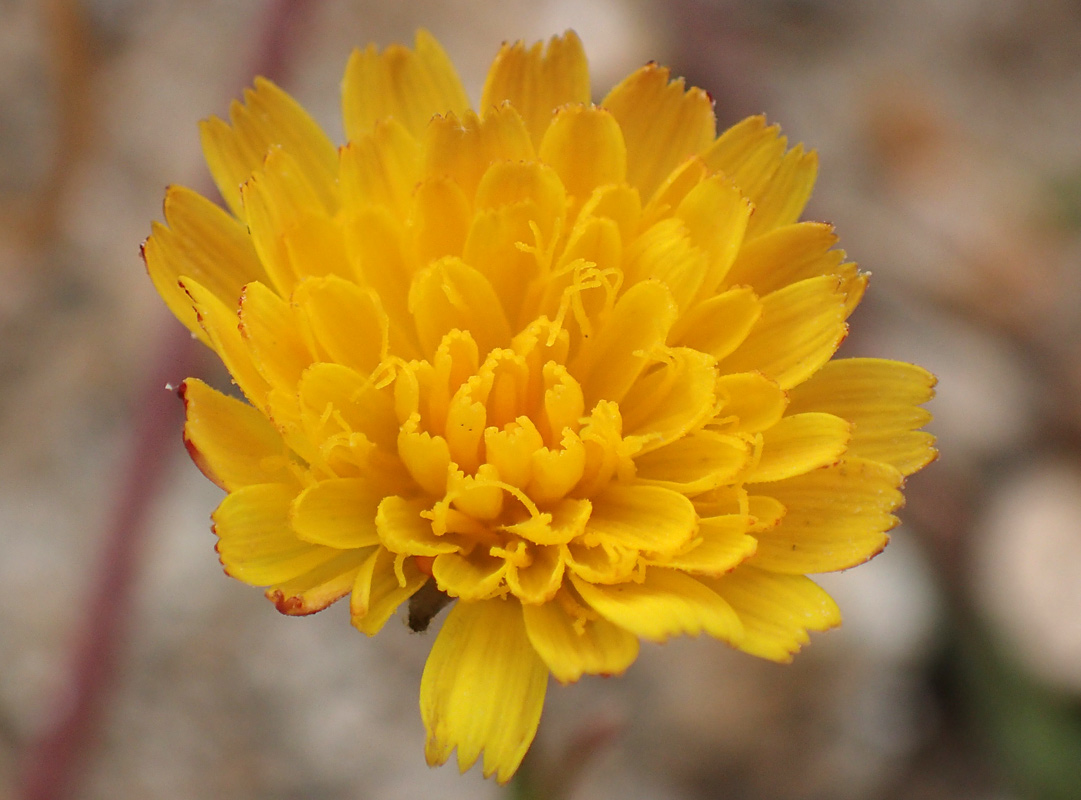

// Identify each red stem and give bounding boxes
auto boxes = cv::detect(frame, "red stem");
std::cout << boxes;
[19,326,198,800]
[18,2,321,797]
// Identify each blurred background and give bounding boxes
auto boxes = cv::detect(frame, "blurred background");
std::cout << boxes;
[2,0,1081,798]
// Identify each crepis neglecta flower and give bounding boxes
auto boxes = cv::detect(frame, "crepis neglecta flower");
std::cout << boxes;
[144,30,936,783]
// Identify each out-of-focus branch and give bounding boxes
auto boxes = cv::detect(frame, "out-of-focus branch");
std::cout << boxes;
[0,0,94,249]
[17,1,324,798]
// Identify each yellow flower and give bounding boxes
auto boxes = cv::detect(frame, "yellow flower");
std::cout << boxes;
[145,31,935,782]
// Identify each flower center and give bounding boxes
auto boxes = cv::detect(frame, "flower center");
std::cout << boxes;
[382,304,674,602]
[396,314,627,512]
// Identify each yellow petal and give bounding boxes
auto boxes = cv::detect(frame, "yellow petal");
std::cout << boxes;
[468,160,567,322]
[634,430,751,493]
[377,495,460,557]
[423,329,481,432]
[747,411,852,483]
[181,277,270,408]
[602,64,716,199]
[213,483,340,585]
[505,541,568,604]
[409,256,512,358]
[674,174,752,299]
[484,419,545,489]
[572,569,743,644]
[342,29,470,141]
[340,205,422,359]
[264,549,371,616]
[563,539,638,584]
[620,346,717,452]
[745,145,817,238]
[534,221,622,331]
[181,378,296,491]
[443,386,488,475]
[709,123,817,241]
[503,497,591,548]
[751,457,903,573]
[554,205,622,284]
[724,222,858,305]
[200,77,338,217]
[261,386,314,466]
[526,435,587,506]
[421,598,549,783]
[469,351,535,437]
[281,211,353,283]
[786,358,937,476]
[351,547,428,635]
[623,218,709,310]
[690,484,746,518]
[657,514,757,575]
[238,281,313,391]
[585,484,697,555]
[410,176,471,266]
[481,31,591,146]
[721,128,787,211]
[291,477,385,548]
[449,463,506,522]
[463,208,544,331]
[536,360,584,445]
[240,147,335,294]
[576,401,637,496]
[573,280,678,405]
[538,105,626,200]
[703,567,840,661]
[701,115,779,179]
[294,275,388,376]
[641,156,707,225]
[577,183,642,244]
[713,371,787,434]
[395,355,431,425]
[339,117,421,216]
[297,362,399,452]
[398,416,453,498]
[719,274,848,390]
[199,115,254,219]
[432,548,509,601]
[671,285,762,360]
[523,589,639,683]
[422,105,534,199]
[748,494,787,532]
[143,185,266,345]
[474,159,566,250]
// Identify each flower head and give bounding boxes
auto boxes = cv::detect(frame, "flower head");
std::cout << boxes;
[145,31,935,782]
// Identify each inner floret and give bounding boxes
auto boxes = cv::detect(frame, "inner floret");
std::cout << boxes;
[386,321,656,600]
